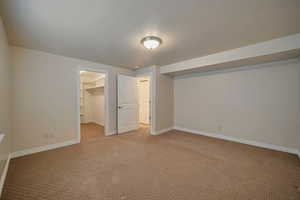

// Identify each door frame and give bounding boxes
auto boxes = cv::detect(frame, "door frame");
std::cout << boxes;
[76,67,109,143]
[135,72,156,135]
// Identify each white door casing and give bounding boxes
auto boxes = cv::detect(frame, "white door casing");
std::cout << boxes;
[138,77,150,124]
[117,74,139,134]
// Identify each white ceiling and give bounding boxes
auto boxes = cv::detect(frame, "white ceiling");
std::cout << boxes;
[0,0,299,69]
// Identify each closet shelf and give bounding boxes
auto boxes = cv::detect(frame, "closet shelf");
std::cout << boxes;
[85,85,104,91]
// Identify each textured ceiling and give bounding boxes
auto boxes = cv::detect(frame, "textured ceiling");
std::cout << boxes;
[0,0,299,69]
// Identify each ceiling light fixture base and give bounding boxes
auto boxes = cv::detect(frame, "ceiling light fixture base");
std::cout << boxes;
[141,36,162,50]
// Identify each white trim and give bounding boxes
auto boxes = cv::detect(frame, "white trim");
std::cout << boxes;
[135,70,156,135]
[118,126,140,134]
[76,70,82,142]
[0,134,4,144]
[106,130,117,136]
[153,127,173,135]
[151,67,157,136]
[0,154,10,197]
[174,127,299,155]
[92,121,105,127]
[77,67,111,139]
[11,139,79,158]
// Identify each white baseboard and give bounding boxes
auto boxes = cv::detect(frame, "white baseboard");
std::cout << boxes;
[82,121,104,126]
[118,125,140,134]
[11,139,79,158]
[153,127,174,135]
[93,121,105,127]
[0,154,11,197]
[106,130,116,136]
[174,127,299,155]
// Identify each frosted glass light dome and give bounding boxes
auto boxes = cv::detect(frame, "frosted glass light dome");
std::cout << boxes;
[141,36,162,50]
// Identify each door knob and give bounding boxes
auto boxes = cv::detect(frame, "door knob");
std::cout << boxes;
[118,106,123,109]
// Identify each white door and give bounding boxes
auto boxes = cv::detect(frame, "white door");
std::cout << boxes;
[138,78,150,124]
[117,74,139,134]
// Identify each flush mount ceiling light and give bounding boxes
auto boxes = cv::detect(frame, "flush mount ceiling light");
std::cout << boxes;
[141,36,162,50]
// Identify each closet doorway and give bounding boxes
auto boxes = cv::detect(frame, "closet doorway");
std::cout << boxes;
[79,71,107,141]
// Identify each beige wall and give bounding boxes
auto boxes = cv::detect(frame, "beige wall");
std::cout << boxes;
[135,66,174,133]
[174,59,300,149]
[155,67,174,131]
[11,46,132,152]
[0,17,11,179]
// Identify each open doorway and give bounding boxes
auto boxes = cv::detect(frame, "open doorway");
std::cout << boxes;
[79,71,106,141]
[117,74,154,135]
[137,76,151,132]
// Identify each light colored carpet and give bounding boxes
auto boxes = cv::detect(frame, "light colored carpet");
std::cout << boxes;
[2,126,300,200]
[81,123,104,141]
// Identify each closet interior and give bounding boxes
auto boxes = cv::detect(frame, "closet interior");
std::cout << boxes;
[80,71,105,140]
